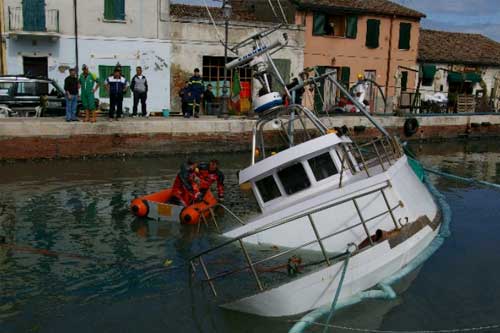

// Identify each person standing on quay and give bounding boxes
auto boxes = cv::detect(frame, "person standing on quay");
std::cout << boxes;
[130,66,148,117]
[105,67,129,121]
[79,64,99,123]
[64,67,79,122]
[188,68,204,118]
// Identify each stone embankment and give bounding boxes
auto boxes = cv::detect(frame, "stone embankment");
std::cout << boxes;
[0,114,499,160]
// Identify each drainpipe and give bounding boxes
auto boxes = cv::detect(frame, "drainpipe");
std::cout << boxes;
[73,0,79,71]
[0,0,6,74]
[385,15,394,113]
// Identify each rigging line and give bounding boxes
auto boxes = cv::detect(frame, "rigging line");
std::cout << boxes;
[267,0,280,20]
[201,0,226,48]
[276,0,289,24]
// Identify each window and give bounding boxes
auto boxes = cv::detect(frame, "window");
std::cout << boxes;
[202,56,252,97]
[256,175,281,203]
[277,163,311,195]
[98,65,131,98]
[15,82,48,96]
[0,82,16,96]
[421,64,436,87]
[365,19,380,48]
[401,71,408,92]
[398,23,411,50]
[104,0,125,21]
[312,12,357,38]
[340,67,350,90]
[309,152,338,181]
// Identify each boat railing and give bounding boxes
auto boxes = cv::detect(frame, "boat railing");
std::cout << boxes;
[196,202,247,234]
[189,181,403,297]
[338,135,404,188]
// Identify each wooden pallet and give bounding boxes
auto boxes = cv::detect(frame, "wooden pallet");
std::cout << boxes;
[457,94,475,113]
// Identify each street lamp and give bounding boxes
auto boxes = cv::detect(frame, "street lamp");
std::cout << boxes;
[220,2,232,119]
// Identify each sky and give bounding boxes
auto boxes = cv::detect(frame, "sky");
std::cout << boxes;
[173,0,500,42]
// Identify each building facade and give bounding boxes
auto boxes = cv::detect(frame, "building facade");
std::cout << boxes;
[293,0,424,112]
[418,29,500,112]
[168,3,304,114]
[1,0,171,112]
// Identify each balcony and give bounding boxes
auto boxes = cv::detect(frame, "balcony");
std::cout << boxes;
[8,6,60,40]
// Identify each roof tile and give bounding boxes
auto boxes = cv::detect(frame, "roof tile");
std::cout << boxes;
[418,29,500,66]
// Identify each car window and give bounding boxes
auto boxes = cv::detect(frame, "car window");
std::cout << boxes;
[0,82,15,96]
[277,163,311,195]
[16,82,49,96]
[48,82,62,96]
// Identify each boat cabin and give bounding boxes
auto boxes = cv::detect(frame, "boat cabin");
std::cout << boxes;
[239,132,355,213]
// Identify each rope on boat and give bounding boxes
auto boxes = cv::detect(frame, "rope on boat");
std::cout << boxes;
[289,173,453,333]
[322,244,355,333]
[423,167,500,191]
[290,321,500,333]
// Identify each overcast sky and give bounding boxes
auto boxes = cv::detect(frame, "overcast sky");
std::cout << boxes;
[173,0,500,42]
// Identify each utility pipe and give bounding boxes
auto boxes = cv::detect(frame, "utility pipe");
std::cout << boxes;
[73,0,79,71]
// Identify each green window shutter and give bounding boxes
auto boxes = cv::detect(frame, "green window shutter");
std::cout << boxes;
[366,19,380,48]
[313,12,326,36]
[98,65,131,98]
[346,16,358,39]
[104,0,125,20]
[115,0,125,20]
[398,22,411,50]
[341,67,351,88]
[401,71,408,91]
[104,0,115,20]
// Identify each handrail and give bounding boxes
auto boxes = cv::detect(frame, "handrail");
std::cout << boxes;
[190,182,391,261]
[191,185,403,297]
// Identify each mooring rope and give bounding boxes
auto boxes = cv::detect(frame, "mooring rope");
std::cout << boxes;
[423,167,500,190]
[290,320,500,333]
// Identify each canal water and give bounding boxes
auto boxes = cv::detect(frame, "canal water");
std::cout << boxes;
[0,140,499,333]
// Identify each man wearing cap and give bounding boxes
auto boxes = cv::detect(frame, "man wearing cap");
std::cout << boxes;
[79,64,99,122]
[64,67,79,122]
[187,68,204,118]
[105,67,129,121]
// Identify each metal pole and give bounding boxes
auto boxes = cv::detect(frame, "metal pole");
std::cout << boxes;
[308,215,330,266]
[73,0,79,72]
[220,0,230,119]
[238,240,264,291]
[353,199,373,246]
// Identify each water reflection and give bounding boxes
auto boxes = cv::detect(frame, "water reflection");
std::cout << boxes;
[0,142,499,332]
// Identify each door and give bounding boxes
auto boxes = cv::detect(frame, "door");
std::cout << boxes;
[23,0,46,32]
[23,57,48,78]
[314,66,336,113]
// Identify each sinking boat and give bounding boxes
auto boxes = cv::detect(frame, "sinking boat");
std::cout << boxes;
[130,188,218,225]
[188,27,442,318]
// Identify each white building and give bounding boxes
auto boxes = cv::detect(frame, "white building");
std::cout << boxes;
[168,3,304,114]
[417,29,500,112]
[1,0,171,112]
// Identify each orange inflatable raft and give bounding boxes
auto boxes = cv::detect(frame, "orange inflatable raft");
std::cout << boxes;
[130,188,218,225]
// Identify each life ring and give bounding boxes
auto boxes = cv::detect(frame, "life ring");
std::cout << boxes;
[403,118,419,137]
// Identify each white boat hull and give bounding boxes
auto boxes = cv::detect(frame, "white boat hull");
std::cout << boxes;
[221,217,440,317]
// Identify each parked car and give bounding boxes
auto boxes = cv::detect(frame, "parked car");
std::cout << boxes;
[0,75,92,117]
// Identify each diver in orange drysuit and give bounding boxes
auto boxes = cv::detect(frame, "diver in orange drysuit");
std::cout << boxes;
[198,160,225,202]
[171,159,201,206]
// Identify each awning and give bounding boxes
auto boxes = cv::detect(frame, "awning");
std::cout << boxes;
[422,64,436,80]
[447,72,482,83]
[465,72,482,83]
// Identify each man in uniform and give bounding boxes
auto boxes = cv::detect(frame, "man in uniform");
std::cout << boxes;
[187,68,204,118]
[79,64,99,122]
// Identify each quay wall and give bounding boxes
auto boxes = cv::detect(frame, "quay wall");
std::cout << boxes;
[0,115,499,160]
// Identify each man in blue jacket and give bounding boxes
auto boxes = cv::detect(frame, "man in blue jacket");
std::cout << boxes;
[187,68,204,118]
[105,67,129,121]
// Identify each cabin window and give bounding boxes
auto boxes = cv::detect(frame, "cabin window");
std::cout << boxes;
[309,152,339,181]
[256,175,281,203]
[277,163,311,195]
